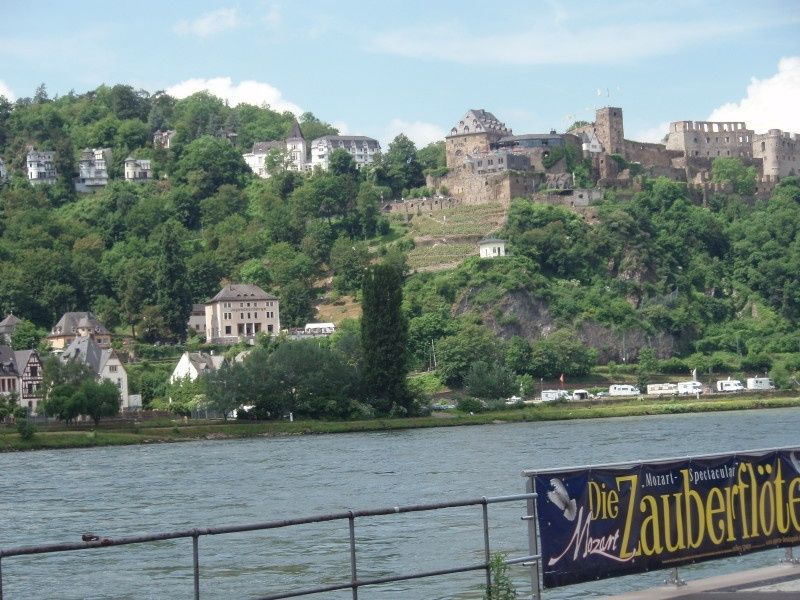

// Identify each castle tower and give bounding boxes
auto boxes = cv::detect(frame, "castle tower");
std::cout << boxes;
[594,107,624,156]
[753,129,799,178]
[285,118,307,171]
[445,109,512,168]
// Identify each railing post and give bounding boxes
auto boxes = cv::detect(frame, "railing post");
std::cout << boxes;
[481,498,492,597]
[192,531,200,600]
[348,511,358,600]
[525,477,541,600]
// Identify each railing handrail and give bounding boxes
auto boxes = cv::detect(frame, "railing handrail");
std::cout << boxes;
[0,493,534,559]
[0,492,539,600]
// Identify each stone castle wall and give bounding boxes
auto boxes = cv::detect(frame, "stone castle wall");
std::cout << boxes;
[753,129,800,178]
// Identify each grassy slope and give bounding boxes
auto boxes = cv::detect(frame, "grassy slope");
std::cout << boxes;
[3,395,799,452]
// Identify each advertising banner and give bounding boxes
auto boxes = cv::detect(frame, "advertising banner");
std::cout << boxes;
[529,448,800,588]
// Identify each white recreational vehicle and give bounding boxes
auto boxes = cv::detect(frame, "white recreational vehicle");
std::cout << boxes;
[677,381,704,395]
[746,377,775,390]
[541,389,570,402]
[646,383,678,396]
[608,384,641,397]
[716,379,744,393]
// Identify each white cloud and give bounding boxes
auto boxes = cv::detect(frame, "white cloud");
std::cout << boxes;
[331,120,350,135]
[174,8,240,37]
[632,121,671,144]
[0,80,15,101]
[166,77,302,114]
[384,118,446,148]
[372,19,760,66]
[708,57,800,134]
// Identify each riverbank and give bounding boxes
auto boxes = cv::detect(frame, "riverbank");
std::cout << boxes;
[2,395,799,452]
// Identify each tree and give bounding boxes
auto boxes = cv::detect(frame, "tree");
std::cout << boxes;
[712,157,757,195]
[79,379,121,425]
[154,221,192,342]
[361,262,411,415]
[203,361,245,420]
[172,135,251,199]
[330,237,370,293]
[10,318,46,350]
[436,322,500,387]
[384,134,425,196]
[464,361,515,399]
[530,330,596,378]
[416,141,446,175]
[636,347,658,390]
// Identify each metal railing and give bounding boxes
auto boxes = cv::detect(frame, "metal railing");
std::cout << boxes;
[0,493,539,600]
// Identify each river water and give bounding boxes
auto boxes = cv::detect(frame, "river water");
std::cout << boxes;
[1,407,799,599]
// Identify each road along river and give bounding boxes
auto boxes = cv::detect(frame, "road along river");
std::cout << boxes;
[1,407,798,599]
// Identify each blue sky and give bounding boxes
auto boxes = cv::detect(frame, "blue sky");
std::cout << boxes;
[1,0,799,147]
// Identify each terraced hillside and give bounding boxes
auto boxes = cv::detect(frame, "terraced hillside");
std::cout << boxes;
[389,204,508,271]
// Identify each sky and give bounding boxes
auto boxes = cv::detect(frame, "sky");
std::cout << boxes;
[1,0,799,148]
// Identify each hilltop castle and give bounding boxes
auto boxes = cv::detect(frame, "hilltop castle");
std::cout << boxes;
[433,107,799,207]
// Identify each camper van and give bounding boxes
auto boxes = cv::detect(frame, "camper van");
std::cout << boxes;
[716,379,744,393]
[571,389,590,401]
[746,377,775,391]
[541,389,570,402]
[608,384,641,397]
[646,383,678,396]
[677,381,704,395]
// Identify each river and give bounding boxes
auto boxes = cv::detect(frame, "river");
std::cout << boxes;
[1,407,799,599]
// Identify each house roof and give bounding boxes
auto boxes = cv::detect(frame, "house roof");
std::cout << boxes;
[186,352,224,374]
[48,312,109,337]
[0,314,21,336]
[61,336,104,374]
[287,119,304,141]
[479,238,507,245]
[13,350,35,371]
[0,345,18,376]
[208,284,277,303]
[191,304,206,315]
[313,135,380,146]
[448,109,512,138]
[251,141,284,154]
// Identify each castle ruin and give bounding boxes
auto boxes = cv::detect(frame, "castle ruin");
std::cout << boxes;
[436,106,799,209]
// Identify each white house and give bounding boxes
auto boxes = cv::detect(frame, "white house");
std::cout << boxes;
[187,304,206,336]
[205,284,280,345]
[243,141,283,179]
[244,120,308,179]
[27,149,57,185]
[61,336,131,410]
[124,157,152,181]
[75,148,112,192]
[478,238,507,259]
[170,351,225,383]
[310,136,380,170]
[0,158,7,182]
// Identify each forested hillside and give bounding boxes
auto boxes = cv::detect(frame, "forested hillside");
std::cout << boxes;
[1,84,800,394]
[0,84,432,342]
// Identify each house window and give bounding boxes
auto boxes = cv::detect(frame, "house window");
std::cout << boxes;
[225,325,232,335]
[254,312,258,319]
[267,324,274,333]
[30,366,38,377]
[237,324,244,335]
[109,365,118,373]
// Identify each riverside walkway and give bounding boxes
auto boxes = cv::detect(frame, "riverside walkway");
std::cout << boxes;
[605,561,800,599]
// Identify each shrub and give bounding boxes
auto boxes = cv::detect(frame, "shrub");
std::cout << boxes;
[484,553,518,600]
[658,357,689,374]
[457,397,486,413]
[741,353,773,372]
[16,419,36,441]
